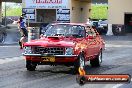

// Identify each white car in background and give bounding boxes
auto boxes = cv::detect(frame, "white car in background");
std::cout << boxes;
[92,20,108,35]
[98,20,108,28]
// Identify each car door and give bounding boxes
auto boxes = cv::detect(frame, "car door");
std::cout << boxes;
[90,28,101,55]
[86,27,99,57]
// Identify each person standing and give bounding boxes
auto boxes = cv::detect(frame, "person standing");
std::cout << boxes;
[86,18,93,26]
[18,16,28,49]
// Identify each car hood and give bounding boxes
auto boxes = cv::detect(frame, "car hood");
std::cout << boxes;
[24,36,78,47]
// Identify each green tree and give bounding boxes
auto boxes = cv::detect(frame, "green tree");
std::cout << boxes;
[90,4,108,19]
[2,3,22,16]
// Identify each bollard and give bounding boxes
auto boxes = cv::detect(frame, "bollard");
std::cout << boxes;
[106,24,113,36]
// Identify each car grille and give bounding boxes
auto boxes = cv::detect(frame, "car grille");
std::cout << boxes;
[34,47,65,55]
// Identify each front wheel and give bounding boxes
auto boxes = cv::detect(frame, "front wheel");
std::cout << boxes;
[90,50,102,67]
[74,54,85,74]
[26,60,37,71]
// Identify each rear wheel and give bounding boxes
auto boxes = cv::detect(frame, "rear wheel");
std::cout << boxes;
[26,60,37,71]
[90,50,102,67]
[74,53,85,74]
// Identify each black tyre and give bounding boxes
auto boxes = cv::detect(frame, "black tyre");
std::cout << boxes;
[74,53,85,74]
[90,50,102,67]
[26,60,37,71]
[0,33,6,44]
[102,27,108,35]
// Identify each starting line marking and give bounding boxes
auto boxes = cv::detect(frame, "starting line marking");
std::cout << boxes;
[0,56,23,64]
[106,44,132,48]
[0,45,19,47]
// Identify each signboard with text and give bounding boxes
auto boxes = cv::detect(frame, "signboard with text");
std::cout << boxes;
[22,8,36,22]
[57,9,70,23]
[22,8,35,14]
[23,0,69,9]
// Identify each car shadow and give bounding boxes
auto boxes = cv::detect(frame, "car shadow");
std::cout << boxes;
[37,66,77,75]
[84,64,122,74]
[33,64,122,75]
[23,64,123,81]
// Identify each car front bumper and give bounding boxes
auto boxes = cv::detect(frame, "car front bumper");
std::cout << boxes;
[23,53,78,57]
[23,53,78,64]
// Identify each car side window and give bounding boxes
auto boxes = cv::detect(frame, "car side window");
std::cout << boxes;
[69,26,85,38]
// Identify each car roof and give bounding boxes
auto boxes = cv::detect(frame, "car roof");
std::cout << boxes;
[51,23,88,27]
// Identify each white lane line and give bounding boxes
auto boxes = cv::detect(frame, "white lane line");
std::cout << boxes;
[112,84,124,88]
[0,46,19,47]
[106,44,132,48]
[0,56,23,64]
[112,79,132,88]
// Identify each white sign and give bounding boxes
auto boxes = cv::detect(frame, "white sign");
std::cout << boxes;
[26,14,35,20]
[57,9,70,14]
[57,14,70,21]
[57,9,70,22]
[24,0,69,9]
[23,8,35,14]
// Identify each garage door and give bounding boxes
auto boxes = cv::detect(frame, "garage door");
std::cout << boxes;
[124,13,132,33]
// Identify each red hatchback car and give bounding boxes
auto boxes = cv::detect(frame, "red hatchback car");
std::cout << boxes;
[23,23,105,72]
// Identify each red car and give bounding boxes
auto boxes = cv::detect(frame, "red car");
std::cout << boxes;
[23,23,105,72]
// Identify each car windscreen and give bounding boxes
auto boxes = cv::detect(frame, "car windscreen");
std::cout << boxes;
[44,24,85,38]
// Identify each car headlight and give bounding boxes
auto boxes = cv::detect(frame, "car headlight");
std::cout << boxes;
[24,46,32,54]
[65,48,73,55]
